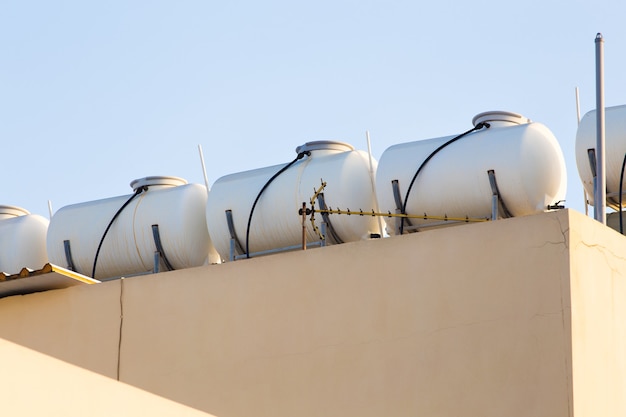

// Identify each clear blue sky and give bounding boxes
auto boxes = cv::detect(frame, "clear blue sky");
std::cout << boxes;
[2,1,625,218]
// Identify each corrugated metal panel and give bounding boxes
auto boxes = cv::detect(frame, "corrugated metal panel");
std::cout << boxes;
[0,263,99,298]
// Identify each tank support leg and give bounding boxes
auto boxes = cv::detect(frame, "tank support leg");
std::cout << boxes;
[491,193,499,220]
[153,252,160,274]
[151,224,175,272]
[225,210,245,260]
[316,193,344,244]
[63,240,76,272]
[487,170,512,220]
[229,239,236,262]
[587,148,599,207]
[391,179,413,235]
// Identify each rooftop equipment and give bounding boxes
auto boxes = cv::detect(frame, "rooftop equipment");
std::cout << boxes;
[375,111,567,235]
[576,104,626,212]
[206,141,380,260]
[46,176,219,280]
[0,206,49,275]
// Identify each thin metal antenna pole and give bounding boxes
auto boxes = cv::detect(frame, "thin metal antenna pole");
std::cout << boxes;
[595,33,606,224]
[198,144,210,191]
[366,131,384,236]
[575,87,589,215]
[575,87,581,125]
[47,200,53,219]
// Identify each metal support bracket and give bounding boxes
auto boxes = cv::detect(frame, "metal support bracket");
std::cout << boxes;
[587,148,597,208]
[487,170,512,220]
[63,239,76,272]
[587,148,622,210]
[316,193,344,244]
[153,252,161,274]
[391,179,413,235]
[225,209,245,261]
[320,222,327,247]
[152,224,175,273]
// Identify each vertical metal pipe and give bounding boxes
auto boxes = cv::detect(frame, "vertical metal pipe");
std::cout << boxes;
[595,33,606,224]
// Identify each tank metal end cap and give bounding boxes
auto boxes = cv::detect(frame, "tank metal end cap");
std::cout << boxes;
[295,140,355,154]
[0,205,30,217]
[472,111,531,127]
[130,176,188,191]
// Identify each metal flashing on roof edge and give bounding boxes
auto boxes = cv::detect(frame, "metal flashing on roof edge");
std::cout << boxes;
[0,263,100,299]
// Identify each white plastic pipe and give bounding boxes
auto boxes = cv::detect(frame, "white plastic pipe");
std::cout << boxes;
[366,131,384,236]
[198,144,210,191]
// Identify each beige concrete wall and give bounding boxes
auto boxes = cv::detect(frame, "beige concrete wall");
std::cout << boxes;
[0,337,215,416]
[0,278,121,378]
[0,209,623,416]
[568,210,626,417]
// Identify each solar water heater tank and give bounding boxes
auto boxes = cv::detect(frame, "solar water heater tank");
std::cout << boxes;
[46,176,219,280]
[206,141,380,259]
[575,104,626,207]
[375,111,567,232]
[0,206,49,274]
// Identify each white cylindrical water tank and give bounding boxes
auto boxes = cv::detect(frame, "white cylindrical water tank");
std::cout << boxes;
[575,104,626,206]
[0,205,49,274]
[47,176,219,280]
[376,111,567,233]
[206,141,381,259]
